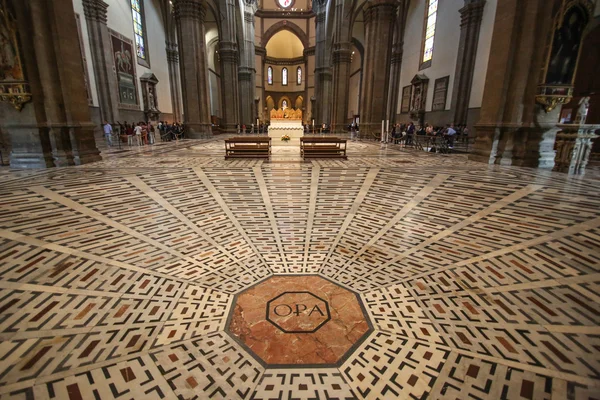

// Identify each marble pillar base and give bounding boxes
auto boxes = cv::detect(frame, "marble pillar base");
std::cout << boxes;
[185,123,213,139]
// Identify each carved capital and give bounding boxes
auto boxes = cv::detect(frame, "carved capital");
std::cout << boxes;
[315,12,326,23]
[82,0,109,24]
[332,42,353,64]
[364,0,398,24]
[173,0,205,22]
[244,11,254,23]
[238,68,253,81]
[459,0,485,26]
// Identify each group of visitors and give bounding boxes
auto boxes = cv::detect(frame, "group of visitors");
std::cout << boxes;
[102,120,184,147]
[157,121,185,141]
[391,122,470,148]
[236,123,268,134]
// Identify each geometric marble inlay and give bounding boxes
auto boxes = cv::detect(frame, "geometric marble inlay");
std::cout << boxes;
[226,275,372,367]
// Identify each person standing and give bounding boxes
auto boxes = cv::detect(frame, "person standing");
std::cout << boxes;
[445,124,457,148]
[103,121,113,147]
[134,122,143,146]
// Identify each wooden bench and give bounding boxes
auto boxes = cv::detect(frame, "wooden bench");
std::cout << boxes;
[225,136,271,159]
[300,137,347,159]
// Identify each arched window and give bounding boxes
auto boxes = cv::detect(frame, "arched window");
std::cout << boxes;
[282,67,288,86]
[297,67,302,85]
[267,66,273,85]
[421,0,438,69]
[130,0,149,66]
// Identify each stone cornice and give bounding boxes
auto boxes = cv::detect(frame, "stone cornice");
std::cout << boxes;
[255,46,267,57]
[265,56,305,65]
[173,0,205,21]
[303,46,315,57]
[255,9,315,19]
[82,0,109,24]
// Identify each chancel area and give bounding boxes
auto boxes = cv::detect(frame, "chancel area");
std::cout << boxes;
[0,0,600,399]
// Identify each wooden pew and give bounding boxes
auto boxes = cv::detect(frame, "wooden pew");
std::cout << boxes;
[300,137,347,159]
[225,136,271,159]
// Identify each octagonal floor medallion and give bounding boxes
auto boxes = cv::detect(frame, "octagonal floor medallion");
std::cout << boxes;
[226,275,372,367]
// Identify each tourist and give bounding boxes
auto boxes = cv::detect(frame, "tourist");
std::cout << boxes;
[103,121,113,147]
[134,122,143,146]
[405,122,415,146]
[444,123,457,148]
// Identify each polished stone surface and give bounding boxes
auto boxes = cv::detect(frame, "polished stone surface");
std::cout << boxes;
[227,275,371,366]
[0,137,599,399]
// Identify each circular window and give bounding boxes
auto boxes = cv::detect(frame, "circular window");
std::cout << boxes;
[276,0,293,8]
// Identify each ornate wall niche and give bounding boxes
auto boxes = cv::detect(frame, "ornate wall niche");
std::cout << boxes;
[536,0,593,112]
[140,72,160,121]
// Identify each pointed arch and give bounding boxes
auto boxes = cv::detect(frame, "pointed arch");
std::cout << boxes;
[262,21,309,49]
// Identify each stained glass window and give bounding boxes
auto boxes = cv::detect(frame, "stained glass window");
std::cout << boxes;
[131,0,146,60]
[282,67,288,85]
[267,66,273,85]
[422,0,438,65]
[297,67,302,85]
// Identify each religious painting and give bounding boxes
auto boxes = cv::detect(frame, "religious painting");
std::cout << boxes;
[545,5,589,85]
[0,0,31,110]
[432,76,449,111]
[401,85,411,113]
[110,30,138,107]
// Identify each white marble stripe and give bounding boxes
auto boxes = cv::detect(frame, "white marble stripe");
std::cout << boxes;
[318,168,380,273]
[333,173,450,273]
[30,185,219,277]
[253,166,290,269]
[303,165,321,267]
[371,215,600,290]
[193,167,273,272]
[124,176,255,272]
[376,184,544,270]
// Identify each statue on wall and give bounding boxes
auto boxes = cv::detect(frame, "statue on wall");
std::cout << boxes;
[140,72,160,121]
[147,87,157,111]
[270,108,276,119]
[576,96,590,124]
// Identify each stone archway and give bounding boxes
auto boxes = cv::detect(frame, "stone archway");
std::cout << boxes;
[262,21,309,49]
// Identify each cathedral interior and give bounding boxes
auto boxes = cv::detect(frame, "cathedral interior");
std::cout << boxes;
[0,0,599,399]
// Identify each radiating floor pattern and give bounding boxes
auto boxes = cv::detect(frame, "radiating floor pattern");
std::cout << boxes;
[0,138,599,399]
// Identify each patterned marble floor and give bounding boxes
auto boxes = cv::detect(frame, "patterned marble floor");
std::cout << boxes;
[0,138,599,399]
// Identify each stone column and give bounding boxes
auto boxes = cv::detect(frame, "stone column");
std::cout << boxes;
[469,0,559,168]
[219,41,240,131]
[314,7,332,125]
[386,0,408,125]
[166,41,183,122]
[173,0,212,138]
[2,0,101,168]
[359,0,397,137]
[82,0,119,124]
[331,42,353,132]
[239,10,257,126]
[386,43,403,125]
[450,0,485,126]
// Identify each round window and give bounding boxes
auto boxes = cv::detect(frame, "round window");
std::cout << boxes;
[277,0,293,8]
